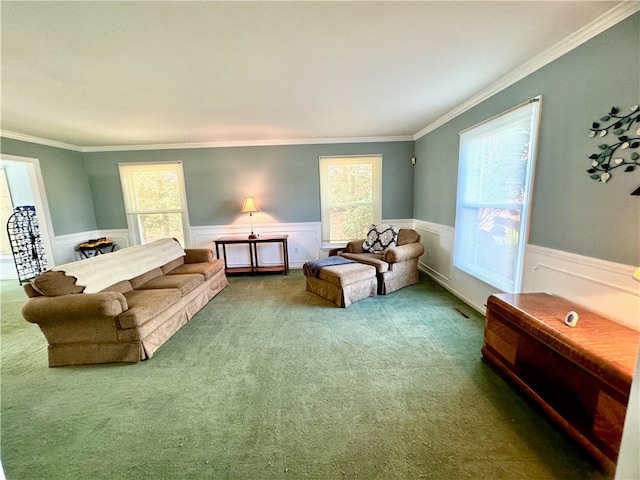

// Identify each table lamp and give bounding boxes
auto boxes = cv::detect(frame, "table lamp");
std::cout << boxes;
[241,196,259,239]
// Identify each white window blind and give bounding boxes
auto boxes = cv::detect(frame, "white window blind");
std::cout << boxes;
[118,162,190,246]
[453,97,541,293]
[319,155,382,244]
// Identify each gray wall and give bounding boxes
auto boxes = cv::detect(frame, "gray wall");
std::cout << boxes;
[414,13,640,266]
[83,141,415,229]
[0,138,96,236]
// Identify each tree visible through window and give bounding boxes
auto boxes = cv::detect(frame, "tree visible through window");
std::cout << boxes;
[453,97,541,293]
[319,155,382,244]
[118,162,189,246]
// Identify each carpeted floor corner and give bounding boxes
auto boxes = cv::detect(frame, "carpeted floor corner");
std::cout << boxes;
[1,272,609,479]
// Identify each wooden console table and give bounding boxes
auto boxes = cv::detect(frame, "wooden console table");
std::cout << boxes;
[483,293,639,474]
[214,235,289,275]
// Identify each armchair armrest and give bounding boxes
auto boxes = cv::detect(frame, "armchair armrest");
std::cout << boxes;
[184,248,214,263]
[21,292,127,324]
[383,242,425,263]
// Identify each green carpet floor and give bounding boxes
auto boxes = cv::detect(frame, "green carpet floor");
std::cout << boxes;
[1,272,609,480]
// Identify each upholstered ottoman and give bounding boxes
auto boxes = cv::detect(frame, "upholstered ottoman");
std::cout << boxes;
[305,262,377,308]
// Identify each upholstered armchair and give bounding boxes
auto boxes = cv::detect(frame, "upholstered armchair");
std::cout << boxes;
[339,228,424,295]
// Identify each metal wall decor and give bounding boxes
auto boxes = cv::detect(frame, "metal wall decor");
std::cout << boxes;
[6,205,48,284]
[586,104,640,183]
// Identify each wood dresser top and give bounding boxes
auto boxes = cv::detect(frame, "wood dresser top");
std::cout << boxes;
[488,293,640,389]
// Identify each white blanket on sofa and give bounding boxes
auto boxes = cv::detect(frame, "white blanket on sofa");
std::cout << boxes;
[53,238,186,293]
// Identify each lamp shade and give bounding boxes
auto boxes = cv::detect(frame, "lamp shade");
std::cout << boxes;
[241,196,259,213]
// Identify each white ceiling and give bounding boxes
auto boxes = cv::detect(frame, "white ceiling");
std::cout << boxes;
[0,1,631,150]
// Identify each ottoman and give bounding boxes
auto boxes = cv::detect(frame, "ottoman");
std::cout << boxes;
[305,262,377,307]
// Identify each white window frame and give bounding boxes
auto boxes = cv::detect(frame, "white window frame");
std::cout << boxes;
[453,96,542,293]
[319,154,382,245]
[118,161,191,246]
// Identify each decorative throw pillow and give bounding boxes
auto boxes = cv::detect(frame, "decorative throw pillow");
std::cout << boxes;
[32,270,85,296]
[362,224,399,253]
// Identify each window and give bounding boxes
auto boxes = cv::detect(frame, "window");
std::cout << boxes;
[319,155,382,244]
[453,97,541,293]
[118,162,190,246]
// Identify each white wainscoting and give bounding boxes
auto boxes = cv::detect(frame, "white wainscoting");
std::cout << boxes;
[51,230,130,266]
[14,220,637,331]
[525,244,640,331]
[414,219,497,313]
[190,222,322,270]
[414,219,640,331]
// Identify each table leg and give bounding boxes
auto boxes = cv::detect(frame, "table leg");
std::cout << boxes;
[282,238,289,274]
[251,242,258,275]
[222,244,229,272]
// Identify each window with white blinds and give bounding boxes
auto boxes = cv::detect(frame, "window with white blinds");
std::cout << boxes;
[118,162,190,246]
[453,97,541,293]
[319,155,382,244]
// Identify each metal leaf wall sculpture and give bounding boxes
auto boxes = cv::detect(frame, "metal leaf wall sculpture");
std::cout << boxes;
[586,104,640,183]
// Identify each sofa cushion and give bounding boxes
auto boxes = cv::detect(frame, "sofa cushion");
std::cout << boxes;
[130,268,163,289]
[101,280,133,294]
[32,270,85,296]
[397,228,419,245]
[136,273,203,296]
[339,252,389,273]
[119,289,182,329]
[362,224,399,253]
[184,249,213,263]
[317,262,377,287]
[161,256,185,274]
[167,259,224,280]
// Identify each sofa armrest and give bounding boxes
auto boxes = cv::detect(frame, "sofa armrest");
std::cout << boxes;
[21,292,127,324]
[383,242,425,263]
[345,239,366,254]
[184,248,214,263]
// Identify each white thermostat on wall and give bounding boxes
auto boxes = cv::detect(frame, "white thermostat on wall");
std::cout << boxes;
[564,311,579,327]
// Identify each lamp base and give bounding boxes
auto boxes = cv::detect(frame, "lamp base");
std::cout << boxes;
[248,234,257,239]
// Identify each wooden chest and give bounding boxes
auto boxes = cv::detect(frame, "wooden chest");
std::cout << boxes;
[482,293,639,474]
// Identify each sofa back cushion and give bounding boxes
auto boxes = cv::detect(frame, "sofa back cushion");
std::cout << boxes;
[101,280,133,294]
[32,270,85,296]
[161,256,185,274]
[130,268,164,289]
[397,229,420,246]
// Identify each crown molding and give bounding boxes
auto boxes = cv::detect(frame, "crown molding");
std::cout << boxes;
[0,130,413,153]
[0,130,84,152]
[413,1,640,140]
[80,135,415,152]
[3,2,637,151]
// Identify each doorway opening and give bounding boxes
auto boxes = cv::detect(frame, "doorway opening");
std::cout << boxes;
[0,155,55,280]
